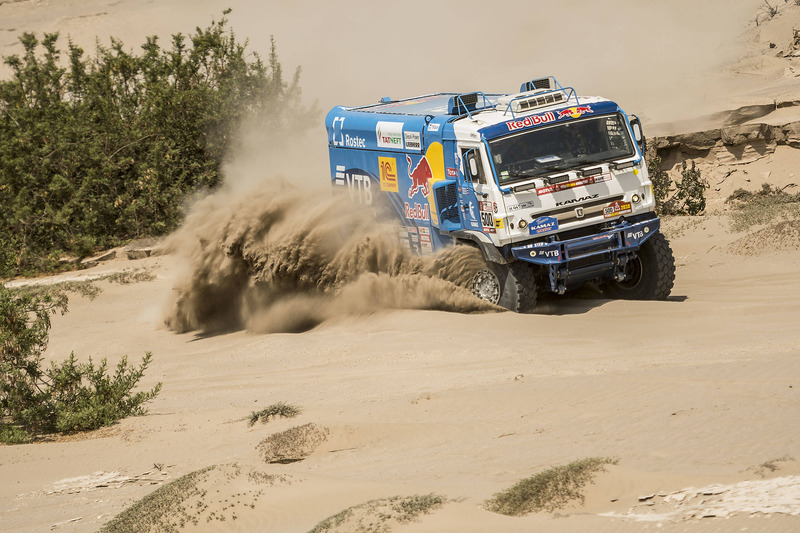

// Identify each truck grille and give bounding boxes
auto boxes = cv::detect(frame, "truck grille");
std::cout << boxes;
[435,182,459,223]
[550,194,624,225]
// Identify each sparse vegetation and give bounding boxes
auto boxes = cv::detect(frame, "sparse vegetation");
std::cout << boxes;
[102,269,157,285]
[725,183,800,231]
[247,401,301,426]
[1,283,160,443]
[0,10,315,278]
[101,463,280,531]
[308,494,446,533]
[257,422,329,463]
[648,155,707,216]
[100,466,217,533]
[748,455,795,478]
[485,457,618,516]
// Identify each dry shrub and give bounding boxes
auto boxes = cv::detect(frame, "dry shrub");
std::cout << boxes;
[308,494,446,533]
[257,423,329,464]
[485,457,618,516]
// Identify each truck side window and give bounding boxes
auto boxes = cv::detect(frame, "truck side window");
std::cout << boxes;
[462,148,486,184]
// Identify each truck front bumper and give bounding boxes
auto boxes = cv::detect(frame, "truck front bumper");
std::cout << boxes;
[510,217,661,294]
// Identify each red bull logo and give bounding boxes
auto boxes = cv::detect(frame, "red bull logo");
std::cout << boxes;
[407,155,432,198]
[506,111,556,131]
[557,105,593,119]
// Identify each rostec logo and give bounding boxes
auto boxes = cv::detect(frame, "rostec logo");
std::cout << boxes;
[379,157,398,192]
[506,112,556,131]
[344,134,366,148]
[331,116,346,146]
[376,121,404,149]
[406,155,432,198]
[557,105,593,119]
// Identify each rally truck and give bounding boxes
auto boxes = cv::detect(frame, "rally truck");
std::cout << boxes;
[325,76,675,311]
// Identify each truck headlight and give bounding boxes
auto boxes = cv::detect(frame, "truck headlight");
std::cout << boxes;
[632,194,641,204]
[519,219,528,229]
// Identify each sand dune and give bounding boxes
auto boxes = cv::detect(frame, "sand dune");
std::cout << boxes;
[2,0,800,532]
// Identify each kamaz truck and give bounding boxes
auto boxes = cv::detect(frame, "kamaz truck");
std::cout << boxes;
[325,77,675,311]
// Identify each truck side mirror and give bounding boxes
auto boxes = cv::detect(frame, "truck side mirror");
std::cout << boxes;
[463,148,485,184]
[468,156,479,179]
[629,115,646,153]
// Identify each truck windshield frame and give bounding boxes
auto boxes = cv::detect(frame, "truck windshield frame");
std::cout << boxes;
[488,113,636,185]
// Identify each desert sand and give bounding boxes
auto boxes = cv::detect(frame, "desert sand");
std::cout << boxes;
[2,0,800,532]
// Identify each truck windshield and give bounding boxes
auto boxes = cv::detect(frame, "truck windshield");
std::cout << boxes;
[488,113,635,185]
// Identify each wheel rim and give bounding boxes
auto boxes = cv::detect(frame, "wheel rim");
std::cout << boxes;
[472,269,501,304]
[614,256,643,291]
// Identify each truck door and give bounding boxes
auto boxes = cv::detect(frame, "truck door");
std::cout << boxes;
[461,146,504,238]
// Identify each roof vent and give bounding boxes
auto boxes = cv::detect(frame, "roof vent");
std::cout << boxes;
[447,92,494,116]
[520,77,556,93]
[512,91,566,113]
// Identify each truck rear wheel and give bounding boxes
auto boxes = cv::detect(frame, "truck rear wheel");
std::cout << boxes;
[604,232,675,300]
[471,261,537,312]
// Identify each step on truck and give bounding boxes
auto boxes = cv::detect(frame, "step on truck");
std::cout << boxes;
[325,77,675,311]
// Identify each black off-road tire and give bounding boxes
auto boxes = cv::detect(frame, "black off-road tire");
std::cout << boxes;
[471,261,537,312]
[604,232,675,300]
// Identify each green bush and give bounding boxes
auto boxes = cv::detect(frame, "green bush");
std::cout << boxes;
[0,10,314,277]
[247,401,301,426]
[0,284,160,442]
[647,155,707,216]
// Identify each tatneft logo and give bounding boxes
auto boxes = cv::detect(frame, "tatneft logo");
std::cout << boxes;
[376,121,404,149]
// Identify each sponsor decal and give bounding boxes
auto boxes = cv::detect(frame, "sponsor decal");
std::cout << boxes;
[427,123,440,132]
[466,200,478,222]
[376,121,404,149]
[603,200,633,219]
[529,216,558,235]
[537,173,611,196]
[334,165,373,205]
[379,157,398,192]
[446,167,458,178]
[536,249,560,258]
[555,194,599,207]
[557,105,593,119]
[406,155,432,198]
[494,218,504,229]
[508,200,537,212]
[331,116,346,146]
[506,111,556,131]
[479,201,496,233]
[404,130,421,150]
[344,135,366,148]
[493,202,498,213]
[418,226,432,253]
[404,202,430,221]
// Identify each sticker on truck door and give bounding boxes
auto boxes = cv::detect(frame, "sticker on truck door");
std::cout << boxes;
[479,201,496,234]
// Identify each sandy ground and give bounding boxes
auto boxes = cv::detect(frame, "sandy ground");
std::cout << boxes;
[2,0,800,532]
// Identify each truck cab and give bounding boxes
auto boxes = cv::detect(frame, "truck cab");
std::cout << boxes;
[326,77,675,311]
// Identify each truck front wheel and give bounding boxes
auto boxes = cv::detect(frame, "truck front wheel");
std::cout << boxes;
[471,262,537,312]
[604,232,675,300]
